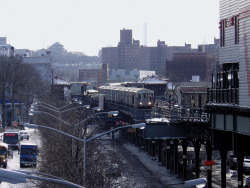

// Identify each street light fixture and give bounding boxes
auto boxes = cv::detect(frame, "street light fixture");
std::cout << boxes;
[29,110,71,126]
[166,178,207,187]
[31,104,91,114]
[24,122,146,184]
[29,110,119,129]
[0,168,84,188]
[185,177,207,187]
[92,106,101,112]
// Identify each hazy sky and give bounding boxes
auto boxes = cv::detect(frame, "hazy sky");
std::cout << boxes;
[0,0,219,56]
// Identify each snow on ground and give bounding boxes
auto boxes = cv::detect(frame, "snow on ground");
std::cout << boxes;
[123,143,186,187]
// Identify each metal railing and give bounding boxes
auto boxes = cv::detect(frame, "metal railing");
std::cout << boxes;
[207,88,239,104]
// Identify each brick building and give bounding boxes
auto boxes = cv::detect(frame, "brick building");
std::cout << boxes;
[166,52,216,82]
[79,64,108,89]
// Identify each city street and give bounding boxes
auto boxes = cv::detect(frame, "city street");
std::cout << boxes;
[0,127,247,188]
[0,128,41,188]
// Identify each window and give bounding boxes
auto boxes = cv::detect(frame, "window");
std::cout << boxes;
[219,20,226,46]
[234,16,239,44]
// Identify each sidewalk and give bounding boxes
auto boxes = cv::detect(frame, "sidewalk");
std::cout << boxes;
[123,143,186,187]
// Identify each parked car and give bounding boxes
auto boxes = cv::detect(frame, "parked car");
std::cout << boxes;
[244,157,250,175]
[245,176,250,187]
[20,131,29,140]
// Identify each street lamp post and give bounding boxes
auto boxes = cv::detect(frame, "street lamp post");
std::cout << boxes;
[29,104,92,130]
[29,110,71,126]
[24,122,146,185]
[29,108,119,158]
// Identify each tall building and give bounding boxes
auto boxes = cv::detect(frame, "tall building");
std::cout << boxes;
[206,1,250,187]
[102,29,197,76]
[150,41,197,76]
[120,29,132,45]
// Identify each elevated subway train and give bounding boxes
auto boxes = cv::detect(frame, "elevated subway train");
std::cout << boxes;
[98,86,154,109]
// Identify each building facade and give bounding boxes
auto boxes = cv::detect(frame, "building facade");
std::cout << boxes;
[206,1,250,187]
[79,64,108,89]
[166,52,216,82]
[22,55,52,82]
[0,37,14,57]
[108,69,155,83]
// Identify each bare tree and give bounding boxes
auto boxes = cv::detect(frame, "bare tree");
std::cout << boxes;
[0,56,48,126]
[32,101,137,188]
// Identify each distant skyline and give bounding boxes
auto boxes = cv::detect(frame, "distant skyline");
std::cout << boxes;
[0,0,219,56]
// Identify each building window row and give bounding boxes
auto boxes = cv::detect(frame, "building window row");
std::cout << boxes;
[207,63,239,104]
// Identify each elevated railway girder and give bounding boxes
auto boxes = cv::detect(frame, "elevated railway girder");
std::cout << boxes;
[82,95,215,186]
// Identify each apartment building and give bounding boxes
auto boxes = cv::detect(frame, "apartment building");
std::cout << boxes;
[102,29,197,76]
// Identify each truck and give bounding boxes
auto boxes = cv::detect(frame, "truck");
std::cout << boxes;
[0,143,12,168]
[19,143,39,168]
[3,129,20,150]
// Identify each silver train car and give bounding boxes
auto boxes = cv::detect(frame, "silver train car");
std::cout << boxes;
[98,86,154,109]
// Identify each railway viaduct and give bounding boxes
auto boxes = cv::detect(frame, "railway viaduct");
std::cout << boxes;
[82,95,213,186]
[81,93,250,188]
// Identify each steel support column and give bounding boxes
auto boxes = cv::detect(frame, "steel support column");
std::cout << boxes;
[152,140,156,157]
[158,140,162,163]
[193,140,201,178]
[237,154,244,188]
[182,139,188,180]
[205,141,213,188]
[174,139,179,175]
[220,149,228,188]
[166,140,171,170]
[145,139,149,152]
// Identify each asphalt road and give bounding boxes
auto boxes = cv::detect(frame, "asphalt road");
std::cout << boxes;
[0,128,41,188]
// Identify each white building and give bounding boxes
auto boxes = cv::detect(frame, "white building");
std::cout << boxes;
[108,69,155,82]
[0,37,14,56]
[22,56,52,82]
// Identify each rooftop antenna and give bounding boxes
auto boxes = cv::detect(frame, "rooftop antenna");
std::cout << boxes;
[202,34,207,45]
[144,23,147,46]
